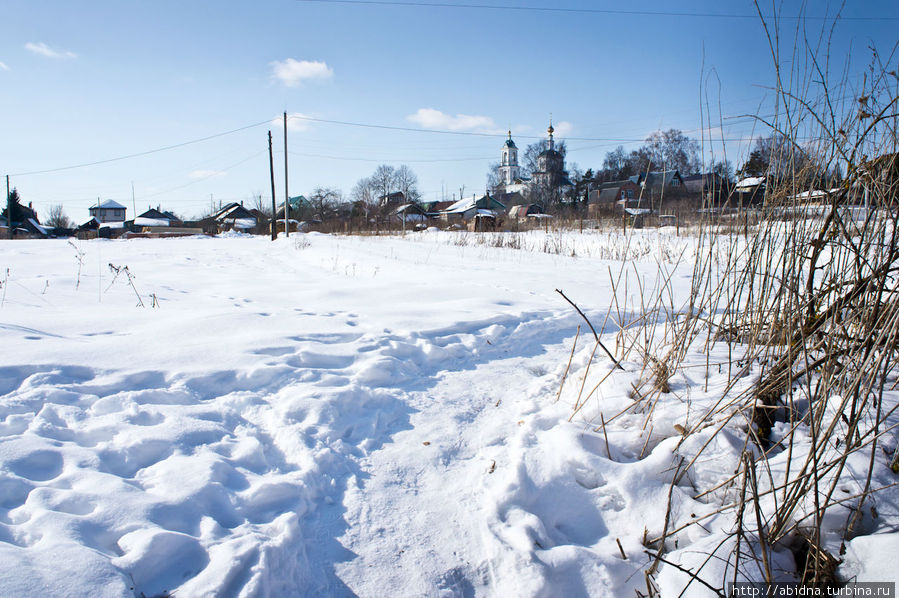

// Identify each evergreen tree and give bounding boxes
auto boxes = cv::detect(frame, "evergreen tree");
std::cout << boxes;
[2,188,35,226]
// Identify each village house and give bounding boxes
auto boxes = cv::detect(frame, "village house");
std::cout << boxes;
[134,207,182,228]
[1,200,48,238]
[390,203,429,225]
[508,203,550,223]
[209,202,258,232]
[438,193,506,227]
[89,200,127,223]
[588,180,644,215]
[627,169,687,209]
[379,192,406,208]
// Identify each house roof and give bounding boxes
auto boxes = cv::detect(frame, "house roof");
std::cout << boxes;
[426,201,455,213]
[629,170,683,188]
[379,192,406,203]
[735,176,766,190]
[137,208,179,221]
[597,188,622,203]
[92,200,126,210]
[25,218,49,236]
[79,217,101,230]
[134,217,170,227]
[508,204,544,217]
[391,203,427,215]
[442,194,506,214]
[212,203,256,221]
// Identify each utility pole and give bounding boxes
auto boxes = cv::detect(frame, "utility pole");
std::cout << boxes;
[268,130,277,241]
[283,112,289,238]
[131,182,137,221]
[6,175,11,239]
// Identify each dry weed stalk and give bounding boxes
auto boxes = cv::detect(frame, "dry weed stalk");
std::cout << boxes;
[560,7,899,590]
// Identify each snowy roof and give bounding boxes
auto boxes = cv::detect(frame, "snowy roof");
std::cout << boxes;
[442,194,505,214]
[92,200,126,210]
[134,217,170,227]
[624,208,652,216]
[789,189,829,200]
[98,221,126,229]
[735,176,765,190]
[27,218,49,235]
[214,203,256,221]
[137,208,179,221]
[443,196,479,214]
[391,203,426,214]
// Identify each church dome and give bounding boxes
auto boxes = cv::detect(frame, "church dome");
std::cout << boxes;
[503,131,516,148]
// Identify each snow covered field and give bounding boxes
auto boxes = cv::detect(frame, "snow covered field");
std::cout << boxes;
[1,230,896,597]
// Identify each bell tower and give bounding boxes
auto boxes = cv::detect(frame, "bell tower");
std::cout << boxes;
[499,130,520,186]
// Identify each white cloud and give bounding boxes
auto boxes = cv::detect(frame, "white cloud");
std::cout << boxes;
[271,112,314,132]
[0,62,9,71]
[25,42,77,59]
[271,59,333,87]
[552,121,574,137]
[189,170,226,180]
[406,108,502,133]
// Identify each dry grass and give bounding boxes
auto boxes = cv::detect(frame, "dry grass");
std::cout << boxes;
[555,7,899,591]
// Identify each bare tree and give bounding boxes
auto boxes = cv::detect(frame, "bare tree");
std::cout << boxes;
[309,187,342,221]
[642,129,701,175]
[250,192,272,218]
[521,139,567,178]
[370,164,398,205]
[486,161,502,193]
[600,146,636,181]
[45,204,71,229]
[394,165,421,203]
[351,176,376,211]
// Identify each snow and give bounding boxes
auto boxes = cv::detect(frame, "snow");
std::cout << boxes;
[98,221,126,229]
[133,217,170,227]
[0,230,896,596]
[735,176,765,189]
[221,217,256,229]
[95,200,127,210]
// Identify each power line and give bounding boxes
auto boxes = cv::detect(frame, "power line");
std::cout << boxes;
[287,113,790,144]
[287,114,643,142]
[10,119,272,177]
[288,150,494,163]
[295,0,897,21]
[140,151,267,200]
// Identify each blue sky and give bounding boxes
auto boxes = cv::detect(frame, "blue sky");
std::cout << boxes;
[2,0,897,221]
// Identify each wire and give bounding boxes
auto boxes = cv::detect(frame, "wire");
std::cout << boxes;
[288,150,494,163]
[287,113,794,144]
[139,151,267,199]
[10,119,272,177]
[294,0,897,21]
[288,114,644,142]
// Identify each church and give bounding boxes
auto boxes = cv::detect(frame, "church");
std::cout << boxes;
[494,122,573,205]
